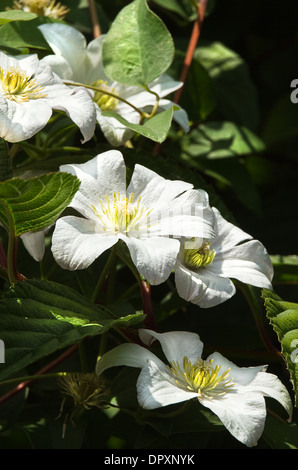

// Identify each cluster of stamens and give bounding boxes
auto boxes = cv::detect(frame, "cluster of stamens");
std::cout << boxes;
[92,192,152,234]
[92,79,119,111]
[169,356,234,400]
[0,67,47,103]
[184,239,216,269]
[12,0,69,19]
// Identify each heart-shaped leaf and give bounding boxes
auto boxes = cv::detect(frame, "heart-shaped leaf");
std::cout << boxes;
[102,0,174,87]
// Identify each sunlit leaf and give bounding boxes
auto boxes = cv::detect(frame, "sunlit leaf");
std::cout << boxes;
[0,10,36,24]
[102,0,174,87]
[263,289,298,405]
[102,106,176,143]
[0,172,80,236]
[0,279,145,381]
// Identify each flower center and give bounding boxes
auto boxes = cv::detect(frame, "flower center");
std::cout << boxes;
[92,79,119,111]
[183,239,215,269]
[0,67,47,103]
[169,357,234,400]
[12,0,69,18]
[92,192,152,235]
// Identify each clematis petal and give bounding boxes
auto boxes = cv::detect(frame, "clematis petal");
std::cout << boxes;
[139,329,204,368]
[60,151,126,219]
[123,236,180,285]
[137,360,198,409]
[174,260,236,308]
[201,388,267,447]
[211,207,253,252]
[201,353,292,446]
[245,371,293,420]
[48,86,96,143]
[85,36,106,83]
[38,23,88,82]
[21,229,48,262]
[210,240,273,289]
[0,98,52,143]
[127,163,193,208]
[51,216,118,270]
[95,343,166,377]
[150,188,214,239]
[208,352,265,385]
[40,54,74,81]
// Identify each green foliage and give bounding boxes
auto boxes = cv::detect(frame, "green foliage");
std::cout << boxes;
[0,278,144,381]
[0,173,80,236]
[102,0,174,87]
[0,17,52,53]
[103,106,176,143]
[0,9,36,24]
[0,138,13,182]
[263,289,298,406]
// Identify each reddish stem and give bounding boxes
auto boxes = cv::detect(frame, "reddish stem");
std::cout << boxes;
[140,280,159,331]
[0,344,78,406]
[173,0,209,104]
[88,0,101,38]
[153,0,208,155]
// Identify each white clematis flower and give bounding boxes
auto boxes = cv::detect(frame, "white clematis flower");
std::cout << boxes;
[174,207,274,308]
[96,329,293,447]
[51,150,214,285]
[38,22,189,147]
[0,50,96,143]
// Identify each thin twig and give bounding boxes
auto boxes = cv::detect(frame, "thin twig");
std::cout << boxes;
[88,0,101,38]
[0,344,79,406]
[153,0,208,155]
[174,0,209,104]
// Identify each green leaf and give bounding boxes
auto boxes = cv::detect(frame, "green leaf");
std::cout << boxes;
[102,0,174,87]
[169,49,216,121]
[0,172,80,236]
[196,42,259,130]
[262,414,298,449]
[180,121,265,159]
[0,17,52,52]
[263,289,298,405]
[178,122,263,214]
[0,10,36,24]
[102,106,176,143]
[0,279,145,381]
[151,0,198,21]
[271,255,298,284]
[0,138,13,182]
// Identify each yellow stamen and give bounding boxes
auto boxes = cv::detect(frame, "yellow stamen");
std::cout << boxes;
[11,0,69,19]
[92,79,119,111]
[0,67,47,103]
[169,356,234,400]
[184,239,215,269]
[92,192,152,234]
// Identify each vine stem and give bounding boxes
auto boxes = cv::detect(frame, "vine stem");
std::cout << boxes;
[173,0,209,104]
[0,344,79,406]
[88,0,101,38]
[63,81,157,120]
[140,281,159,331]
[153,0,208,155]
